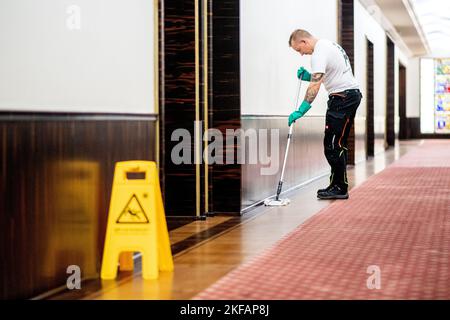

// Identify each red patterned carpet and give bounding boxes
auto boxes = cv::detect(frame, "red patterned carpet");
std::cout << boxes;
[194,141,450,300]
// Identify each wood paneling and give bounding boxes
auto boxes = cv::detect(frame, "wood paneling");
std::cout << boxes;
[159,0,198,216]
[339,0,356,165]
[367,40,375,157]
[407,118,420,138]
[0,113,156,299]
[386,37,396,146]
[159,0,241,216]
[399,64,407,140]
[209,0,242,215]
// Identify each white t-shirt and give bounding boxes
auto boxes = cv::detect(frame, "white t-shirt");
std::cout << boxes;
[311,39,359,94]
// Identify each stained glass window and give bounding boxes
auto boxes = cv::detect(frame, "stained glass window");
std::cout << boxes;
[435,59,450,133]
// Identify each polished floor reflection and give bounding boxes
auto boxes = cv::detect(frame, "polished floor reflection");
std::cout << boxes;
[49,140,422,300]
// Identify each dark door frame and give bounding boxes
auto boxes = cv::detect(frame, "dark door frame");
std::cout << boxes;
[398,63,407,140]
[386,37,396,147]
[366,38,375,158]
[338,0,356,164]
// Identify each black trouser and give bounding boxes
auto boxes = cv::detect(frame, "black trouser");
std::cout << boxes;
[324,89,362,191]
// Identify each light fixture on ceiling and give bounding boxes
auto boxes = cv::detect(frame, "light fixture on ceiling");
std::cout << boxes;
[407,0,450,57]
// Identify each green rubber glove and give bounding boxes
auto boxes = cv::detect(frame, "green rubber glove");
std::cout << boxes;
[297,67,311,81]
[288,100,312,126]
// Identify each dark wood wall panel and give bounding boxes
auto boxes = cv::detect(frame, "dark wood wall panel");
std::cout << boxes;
[160,0,198,216]
[339,0,356,165]
[367,40,375,157]
[0,114,156,299]
[199,0,213,215]
[159,0,242,216]
[386,37,396,146]
[210,0,241,215]
[406,118,420,139]
[399,65,407,140]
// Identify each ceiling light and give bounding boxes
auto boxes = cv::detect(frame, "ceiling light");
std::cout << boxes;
[408,0,450,57]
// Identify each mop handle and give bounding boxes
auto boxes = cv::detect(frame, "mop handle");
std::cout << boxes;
[279,124,294,184]
[280,78,302,184]
[276,78,303,199]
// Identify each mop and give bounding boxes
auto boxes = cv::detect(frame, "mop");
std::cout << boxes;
[264,77,303,206]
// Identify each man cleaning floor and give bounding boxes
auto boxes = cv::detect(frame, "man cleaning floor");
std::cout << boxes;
[288,29,362,200]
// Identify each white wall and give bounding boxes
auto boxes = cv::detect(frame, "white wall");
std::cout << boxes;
[407,58,421,118]
[354,1,387,134]
[0,0,156,114]
[240,0,338,116]
[420,58,435,133]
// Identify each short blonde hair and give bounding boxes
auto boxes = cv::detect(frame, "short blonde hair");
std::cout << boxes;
[289,29,313,46]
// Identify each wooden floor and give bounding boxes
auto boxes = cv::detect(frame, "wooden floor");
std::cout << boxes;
[49,140,422,300]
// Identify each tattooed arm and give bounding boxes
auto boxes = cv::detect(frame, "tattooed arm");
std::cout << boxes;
[304,73,324,104]
[288,73,325,126]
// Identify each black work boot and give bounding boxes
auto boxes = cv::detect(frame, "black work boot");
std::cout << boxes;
[317,185,333,195]
[317,185,349,200]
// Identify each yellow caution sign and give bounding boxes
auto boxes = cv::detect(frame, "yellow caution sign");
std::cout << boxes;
[117,194,149,224]
[101,161,174,280]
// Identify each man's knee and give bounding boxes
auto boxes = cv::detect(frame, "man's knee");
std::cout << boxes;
[324,145,340,165]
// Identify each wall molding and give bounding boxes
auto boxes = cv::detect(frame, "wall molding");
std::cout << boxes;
[242,115,325,119]
[0,112,158,122]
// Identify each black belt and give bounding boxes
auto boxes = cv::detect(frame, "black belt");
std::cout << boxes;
[329,89,360,99]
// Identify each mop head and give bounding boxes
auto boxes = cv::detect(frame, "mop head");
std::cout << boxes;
[264,198,290,206]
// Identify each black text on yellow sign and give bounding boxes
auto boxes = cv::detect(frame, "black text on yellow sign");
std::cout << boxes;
[101,161,173,280]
